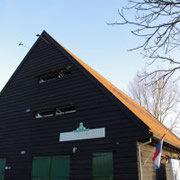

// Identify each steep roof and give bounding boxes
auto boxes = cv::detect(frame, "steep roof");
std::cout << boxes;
[43,31,180,148]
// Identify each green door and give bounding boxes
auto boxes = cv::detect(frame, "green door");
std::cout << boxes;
[32,157,51,180]
[50,156,70,180]
[32,156,70,180]
[0,159,6,180]
[92,152,113,180]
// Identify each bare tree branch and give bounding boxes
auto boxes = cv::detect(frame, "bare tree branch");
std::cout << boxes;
[128,71,180,135]
[109,0,180,86]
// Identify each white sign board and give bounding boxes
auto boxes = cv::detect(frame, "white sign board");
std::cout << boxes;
[59,123,105,142]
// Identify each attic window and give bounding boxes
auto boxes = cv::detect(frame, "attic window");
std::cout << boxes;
[35,104,76,119]
[35,109,54,119]
[39,72,59,83]
[56,104,76,115]
[39,66,71,83]
[58,66,71,78]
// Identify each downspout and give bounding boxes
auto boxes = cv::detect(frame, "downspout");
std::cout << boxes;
[138,138,152,180]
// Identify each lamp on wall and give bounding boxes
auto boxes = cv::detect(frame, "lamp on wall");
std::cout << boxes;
[20,151,26,155]
[5,166,11,170]
[26,109,31,112]
[18,42,29,49]
[72,147,77,153]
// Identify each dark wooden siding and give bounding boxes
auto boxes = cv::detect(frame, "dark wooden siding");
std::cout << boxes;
[0,35,149,180]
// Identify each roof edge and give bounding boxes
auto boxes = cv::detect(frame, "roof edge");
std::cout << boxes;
[41,31,151,134]
[153,134,180,150]
[40,31,180,148]
[0,31,44,97]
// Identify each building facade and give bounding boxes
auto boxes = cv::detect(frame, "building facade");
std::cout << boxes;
[0,31,179,180]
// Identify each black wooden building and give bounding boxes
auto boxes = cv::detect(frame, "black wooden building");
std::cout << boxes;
[0,31,179,180]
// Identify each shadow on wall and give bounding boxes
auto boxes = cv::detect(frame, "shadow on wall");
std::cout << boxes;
[156,164,166,180]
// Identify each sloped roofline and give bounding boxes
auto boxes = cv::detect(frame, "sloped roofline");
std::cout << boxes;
[41,31,180,148]
[0,36,42,97]
[1,31,179,148]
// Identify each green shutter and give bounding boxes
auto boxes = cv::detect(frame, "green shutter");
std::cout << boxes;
[92,152,113,180]
[0,159,6,180]
[32,156,70,180]
[32,157,51,180]
[50,156,70,180]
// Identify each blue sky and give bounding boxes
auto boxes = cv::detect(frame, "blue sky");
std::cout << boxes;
[0,0,147,92]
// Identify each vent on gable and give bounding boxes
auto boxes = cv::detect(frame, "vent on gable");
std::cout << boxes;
[38,66,71,83]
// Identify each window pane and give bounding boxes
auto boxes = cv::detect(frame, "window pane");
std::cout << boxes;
[56,105,76,115]
[38,66,71,83]
[35,110,54,119]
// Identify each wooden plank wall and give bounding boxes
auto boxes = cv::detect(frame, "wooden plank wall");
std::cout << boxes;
[137,142,179,180]
[0,37,149,180]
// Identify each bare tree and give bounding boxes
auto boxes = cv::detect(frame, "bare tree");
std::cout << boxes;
[109,0,180,86]
[128,71,180,135]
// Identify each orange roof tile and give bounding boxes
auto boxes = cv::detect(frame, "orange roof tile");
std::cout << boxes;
[57,41,180,148]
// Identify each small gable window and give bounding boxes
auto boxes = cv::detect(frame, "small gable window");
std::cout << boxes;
[56,104,76,115]
[38,66,71,83]
[35,109,54,119]
[58,66,71,78]
[39,72,59,83]
[35,104,76,119]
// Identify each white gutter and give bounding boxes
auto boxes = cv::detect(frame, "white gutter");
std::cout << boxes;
[138,138,152,180]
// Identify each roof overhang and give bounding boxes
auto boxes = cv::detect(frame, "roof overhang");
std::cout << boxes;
[152,133,180,150]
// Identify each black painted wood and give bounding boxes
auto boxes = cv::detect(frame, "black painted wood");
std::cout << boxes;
[0,32,150,180]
